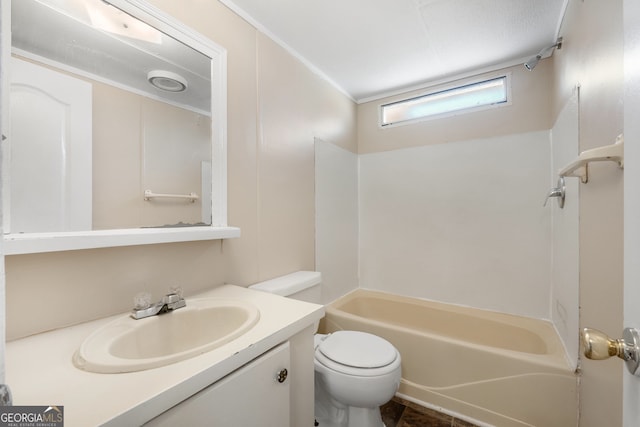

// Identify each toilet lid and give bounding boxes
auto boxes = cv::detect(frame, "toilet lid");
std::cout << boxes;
[318,331,397,368]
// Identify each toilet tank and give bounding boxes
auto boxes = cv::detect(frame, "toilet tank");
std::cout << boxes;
[249,271,322,304]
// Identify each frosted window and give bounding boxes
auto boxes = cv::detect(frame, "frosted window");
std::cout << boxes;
[381,76,508,126]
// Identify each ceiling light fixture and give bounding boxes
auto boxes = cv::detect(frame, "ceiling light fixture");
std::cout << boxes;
[147,70,188,92]
[524,37,563,71]
[86,0,162,44]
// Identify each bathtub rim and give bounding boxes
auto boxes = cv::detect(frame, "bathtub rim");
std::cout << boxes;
[324,288,575,372]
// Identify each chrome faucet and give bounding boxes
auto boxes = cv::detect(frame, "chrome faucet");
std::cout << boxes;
[543,177,566,208]
[131,288,186,320]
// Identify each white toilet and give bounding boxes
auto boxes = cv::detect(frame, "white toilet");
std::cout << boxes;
[249,271,401,427]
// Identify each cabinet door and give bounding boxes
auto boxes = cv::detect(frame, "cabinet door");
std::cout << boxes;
[146,342,290,427]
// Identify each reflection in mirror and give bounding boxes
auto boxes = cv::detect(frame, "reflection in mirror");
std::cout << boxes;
[7,0,215,234]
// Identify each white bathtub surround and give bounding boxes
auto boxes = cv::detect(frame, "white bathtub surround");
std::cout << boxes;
[359,130,552,320]
[317,127,578,371]
[550,91,580,369]
[315,138,359,304]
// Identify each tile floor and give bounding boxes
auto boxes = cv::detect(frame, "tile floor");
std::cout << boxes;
[380,396,480,427]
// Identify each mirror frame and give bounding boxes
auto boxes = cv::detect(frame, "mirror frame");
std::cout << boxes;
[1,0,239,255]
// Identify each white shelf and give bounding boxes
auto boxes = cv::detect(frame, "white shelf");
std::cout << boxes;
[559,134,624,183]
[3,226,241,255]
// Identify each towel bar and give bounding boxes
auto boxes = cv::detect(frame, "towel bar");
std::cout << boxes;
[144,190,199,203]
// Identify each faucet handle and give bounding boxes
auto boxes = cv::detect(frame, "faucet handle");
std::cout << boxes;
[168,286,183,298]
[162,286,187,310]
[133,292,152,310]
[162,286,185,305]
[543,177,566,208]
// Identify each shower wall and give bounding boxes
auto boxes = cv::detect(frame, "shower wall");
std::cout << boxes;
[550,91,580,368]
[315,138,359,304]
[552,1,624,425]
[355,62,557,321]
[358,130,553,320]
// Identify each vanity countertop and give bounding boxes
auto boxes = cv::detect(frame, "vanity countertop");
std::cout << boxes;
[5,284,324,426]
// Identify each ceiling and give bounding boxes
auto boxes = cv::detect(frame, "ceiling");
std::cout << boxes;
[221,0,568,102]
[12,0,212,114]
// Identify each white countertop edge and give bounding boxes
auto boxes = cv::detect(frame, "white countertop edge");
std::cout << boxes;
[5,284,325,426]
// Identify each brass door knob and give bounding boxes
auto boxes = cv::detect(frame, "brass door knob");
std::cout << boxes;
[582,328,625,360]
[581,327,640,374]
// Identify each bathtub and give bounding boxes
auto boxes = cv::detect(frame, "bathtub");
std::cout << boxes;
[319,289,578,427]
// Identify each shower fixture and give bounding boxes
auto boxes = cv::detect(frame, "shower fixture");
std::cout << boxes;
[543,177,565,208]
[524,37,563,71]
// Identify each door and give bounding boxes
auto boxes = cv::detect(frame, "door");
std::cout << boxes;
[8,57,92,233]
[623,0,640,425]
[0,0,9,396]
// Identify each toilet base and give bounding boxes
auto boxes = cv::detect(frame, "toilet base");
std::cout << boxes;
[314,408,384,427]
[315,380,347,427]
[315,381,385,427]
[346,406,385,427]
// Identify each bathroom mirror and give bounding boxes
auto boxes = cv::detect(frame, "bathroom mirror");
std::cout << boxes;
[2,0,239,254]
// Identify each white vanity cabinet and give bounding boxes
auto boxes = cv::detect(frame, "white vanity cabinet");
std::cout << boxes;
[145,341,291,427]
[6,286,323,426]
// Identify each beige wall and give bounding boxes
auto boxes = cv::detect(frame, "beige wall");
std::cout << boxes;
[5,0,357,340]
[553,1,625,426]
[254,33,357,281]
[93,83,211,229]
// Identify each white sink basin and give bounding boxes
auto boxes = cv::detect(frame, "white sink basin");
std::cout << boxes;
[73,298,260,373]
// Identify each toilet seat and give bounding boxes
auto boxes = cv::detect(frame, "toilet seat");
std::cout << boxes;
[315,331,400,377]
